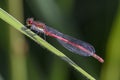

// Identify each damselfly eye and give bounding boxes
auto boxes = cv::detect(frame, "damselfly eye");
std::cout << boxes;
[26,18,34,26]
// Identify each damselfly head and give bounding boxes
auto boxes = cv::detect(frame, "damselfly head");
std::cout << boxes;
[26,18,34,26]
[26,18,46,29]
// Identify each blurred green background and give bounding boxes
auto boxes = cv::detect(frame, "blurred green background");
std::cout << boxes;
[0,0,120,80]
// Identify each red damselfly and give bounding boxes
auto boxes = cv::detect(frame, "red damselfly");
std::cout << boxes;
[26,18,104,63]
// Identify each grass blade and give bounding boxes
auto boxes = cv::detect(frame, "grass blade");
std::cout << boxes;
[0,8,95,80]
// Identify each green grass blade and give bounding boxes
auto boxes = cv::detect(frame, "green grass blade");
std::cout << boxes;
[0,8,95,80]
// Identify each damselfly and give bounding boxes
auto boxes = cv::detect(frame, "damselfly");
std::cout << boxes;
[26,18,104,63]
